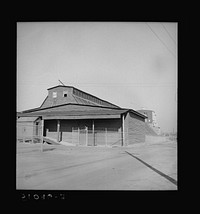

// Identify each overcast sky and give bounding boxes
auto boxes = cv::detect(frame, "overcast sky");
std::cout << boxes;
[17,22,177,133]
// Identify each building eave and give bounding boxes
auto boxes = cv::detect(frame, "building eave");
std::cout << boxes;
[17,107,147,120]
[20,103,123,114]
[128,109,148,118]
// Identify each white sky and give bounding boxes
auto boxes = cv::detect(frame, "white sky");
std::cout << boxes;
[17,22,177,133]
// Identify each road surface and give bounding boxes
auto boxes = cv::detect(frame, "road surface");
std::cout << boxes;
[16,141,177,190]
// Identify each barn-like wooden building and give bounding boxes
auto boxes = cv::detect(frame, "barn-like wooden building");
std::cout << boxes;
[17,85,154,146]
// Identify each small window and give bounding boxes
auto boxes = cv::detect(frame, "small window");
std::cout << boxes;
[52,92,57,98]
[63,91,68,97]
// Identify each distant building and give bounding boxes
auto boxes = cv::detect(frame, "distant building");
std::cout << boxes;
[17,85,159,146]
[137,109,161,135]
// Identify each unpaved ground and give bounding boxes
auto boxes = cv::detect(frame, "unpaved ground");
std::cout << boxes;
[16,141,177,190]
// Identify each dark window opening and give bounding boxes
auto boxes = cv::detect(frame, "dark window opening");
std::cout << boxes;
[63,91,68,97]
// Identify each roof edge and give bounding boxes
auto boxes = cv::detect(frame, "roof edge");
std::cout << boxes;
[47,85,73,90]
[39,95,48,108]
[128,109,148,118]
[19,107,41,113]
[21,102,124,113]
[18,106,146,119]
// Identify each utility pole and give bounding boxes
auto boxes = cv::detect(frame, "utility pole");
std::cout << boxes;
[85,126,88,146]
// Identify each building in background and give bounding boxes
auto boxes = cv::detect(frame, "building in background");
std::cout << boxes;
[17,85,162,146]
[137,109,161,135]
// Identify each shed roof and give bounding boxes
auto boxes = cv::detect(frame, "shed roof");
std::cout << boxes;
[17,109,128,117]
[17,106,147,120]
[41,109,128,116]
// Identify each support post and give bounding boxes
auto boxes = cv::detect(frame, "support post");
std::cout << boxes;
[126,127,129,146]
[85,126,88,146]
[72,127,73,144]
[23,127,25,143]
[57,120,60,142]
[92,120,95,146]
[105,128,107,147]
[122,114,125,146]
[41,119,44,152]
[46,128,49,137]
[78,127,80,145]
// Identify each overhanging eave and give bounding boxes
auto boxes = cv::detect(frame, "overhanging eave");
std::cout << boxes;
[42,114,121,120]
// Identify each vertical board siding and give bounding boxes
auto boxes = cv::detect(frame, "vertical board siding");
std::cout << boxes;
[127,112,146,144]
[61,132,73,143]
[41,87,74,109]
[46,132,58,140]
[94,119,121,146]
[17,122,34,140]
[44,118,121,146]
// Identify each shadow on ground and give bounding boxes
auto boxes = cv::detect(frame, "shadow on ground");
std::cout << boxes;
[125,151,177,186]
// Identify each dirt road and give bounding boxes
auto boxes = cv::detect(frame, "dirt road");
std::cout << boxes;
[16,141,177,190]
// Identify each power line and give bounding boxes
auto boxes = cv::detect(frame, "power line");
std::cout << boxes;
[160,23,176,44]
[18,82,176,87]
[145,22,176,57]
[74,82,176,86]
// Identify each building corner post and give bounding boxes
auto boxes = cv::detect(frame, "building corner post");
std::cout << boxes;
[41,118,44,152]
[57,119,60,142]
[122,114,125,146]
[92,120,95,146]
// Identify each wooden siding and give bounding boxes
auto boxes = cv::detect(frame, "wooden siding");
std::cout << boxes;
[17,118,42,143]
[40,85,119,109]
[44,118,122,146]
[17,121,34,138]
[125,112,146,145]
[41,87,74,108]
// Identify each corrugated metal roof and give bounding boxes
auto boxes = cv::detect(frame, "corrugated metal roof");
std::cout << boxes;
[17,117,39,122]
